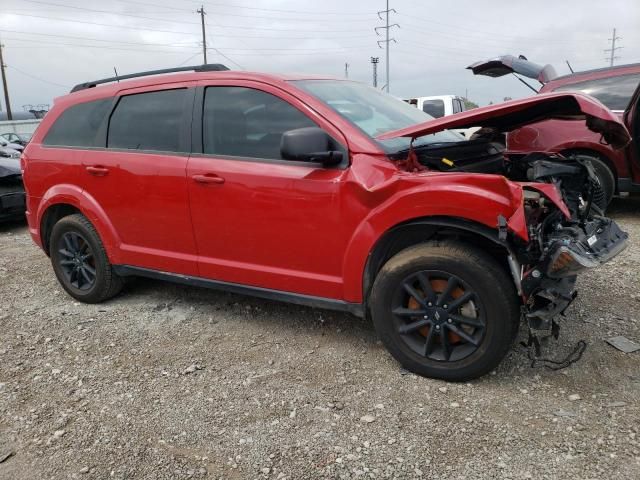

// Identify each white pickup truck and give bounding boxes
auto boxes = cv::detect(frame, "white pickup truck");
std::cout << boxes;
[404,95,480,138]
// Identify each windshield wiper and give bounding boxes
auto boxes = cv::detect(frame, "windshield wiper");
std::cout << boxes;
[396,141,460,154]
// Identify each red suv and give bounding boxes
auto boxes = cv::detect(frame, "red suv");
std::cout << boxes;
[22,64,630,380]
[469,56,640,205]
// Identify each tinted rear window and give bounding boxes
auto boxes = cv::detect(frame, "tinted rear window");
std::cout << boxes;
[108,89,188,152]
[553,73,640,110]
[422,99,445,118]
[43,98,111,147]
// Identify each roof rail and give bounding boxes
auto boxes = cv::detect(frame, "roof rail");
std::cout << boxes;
[70,64,230,93]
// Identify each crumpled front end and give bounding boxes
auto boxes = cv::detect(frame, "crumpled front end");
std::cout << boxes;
[521,215,627,330]
[506,154,628,332]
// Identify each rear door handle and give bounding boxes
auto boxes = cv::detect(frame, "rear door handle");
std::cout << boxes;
[86,166,109,176]
[192,173,225,185]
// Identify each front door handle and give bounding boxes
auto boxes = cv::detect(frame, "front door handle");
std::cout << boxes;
[192,173,225,185]
[86,166,109,176]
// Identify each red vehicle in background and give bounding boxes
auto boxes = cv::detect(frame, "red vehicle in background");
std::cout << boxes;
[468,56,640,205]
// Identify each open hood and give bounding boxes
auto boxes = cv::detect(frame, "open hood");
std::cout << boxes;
[377,92,631,149]
[467,55,557,84]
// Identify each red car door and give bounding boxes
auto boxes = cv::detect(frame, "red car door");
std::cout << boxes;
[80,83,199,275]
[187,81,349,298]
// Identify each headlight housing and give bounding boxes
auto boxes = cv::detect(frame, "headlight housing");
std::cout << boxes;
[547,245,598,277]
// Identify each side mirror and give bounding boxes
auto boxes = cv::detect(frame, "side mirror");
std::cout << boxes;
[281,127,343,167]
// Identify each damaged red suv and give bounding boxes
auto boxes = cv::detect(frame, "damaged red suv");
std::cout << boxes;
[22,64,630,380]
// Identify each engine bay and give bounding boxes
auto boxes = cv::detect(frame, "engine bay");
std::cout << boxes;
[394,139,629,333]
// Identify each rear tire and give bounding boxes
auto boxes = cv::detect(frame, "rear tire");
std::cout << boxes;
[369,241,520,381]
[575,154,615,210]
[50,213,123,303]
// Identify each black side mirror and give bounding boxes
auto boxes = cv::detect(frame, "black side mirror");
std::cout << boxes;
[281,127,343,167]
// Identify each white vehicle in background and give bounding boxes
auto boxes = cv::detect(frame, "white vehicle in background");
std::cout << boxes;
[404,95,480,138]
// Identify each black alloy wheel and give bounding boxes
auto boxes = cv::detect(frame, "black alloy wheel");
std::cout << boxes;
[49,213,123,303]
[369,241,520,381]
[392,271,485,363]
[56,231,97,291]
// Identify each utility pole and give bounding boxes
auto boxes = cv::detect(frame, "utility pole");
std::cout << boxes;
[604,28,622,67]
[375,1,398,93]
[0,42,12,120]
[344,63,349,79]
[197,6,207,64]
[370,57,379,88]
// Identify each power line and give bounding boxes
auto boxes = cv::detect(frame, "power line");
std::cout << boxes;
[22,0,201,26]
[209,47,245,70]
[376,1,399,93]
[7,13,197,36]
[4,38,374,56]
[1,33,197,48]
[181,0,374,16]
[178,51,204,66]
[0,28,373,43]
[7,65,70,89]
[12,5,373,34]
[111,0,376,22]
[5,39,200,54]
[604,27,622,66]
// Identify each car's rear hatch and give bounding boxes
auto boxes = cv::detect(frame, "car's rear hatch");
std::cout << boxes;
[466,55,558,84]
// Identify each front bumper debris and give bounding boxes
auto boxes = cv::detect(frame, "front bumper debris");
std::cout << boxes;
[522,216,628,331]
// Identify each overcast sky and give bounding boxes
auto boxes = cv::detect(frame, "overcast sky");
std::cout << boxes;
[1,0,639,112]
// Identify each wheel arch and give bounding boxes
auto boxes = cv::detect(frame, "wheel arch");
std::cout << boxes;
[361,217,515,313]
[40,203,83,255]
[37,185,121,261]
[559,147,618,190]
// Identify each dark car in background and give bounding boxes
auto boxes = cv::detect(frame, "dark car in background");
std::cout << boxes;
[469,57,640,205]
[0,157,26,222]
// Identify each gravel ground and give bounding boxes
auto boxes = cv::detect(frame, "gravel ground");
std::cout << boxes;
[1,197,639,480]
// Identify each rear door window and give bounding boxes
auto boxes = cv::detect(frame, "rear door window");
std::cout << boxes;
[43,98,111,147]
[108,89,189,152]
[553,73,640,111]
[422,99,445,118]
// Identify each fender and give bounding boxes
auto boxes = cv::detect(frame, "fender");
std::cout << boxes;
[37,184,122,262]
[341,173,526,302]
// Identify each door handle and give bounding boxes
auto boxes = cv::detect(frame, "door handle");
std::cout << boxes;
[192,173,225,185]
[86,166,109,176]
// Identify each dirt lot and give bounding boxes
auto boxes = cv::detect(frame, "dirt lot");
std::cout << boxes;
[1,198,639,480]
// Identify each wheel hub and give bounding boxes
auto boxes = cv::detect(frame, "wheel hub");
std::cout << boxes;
[57,231,97,291]
[392,270,486,362]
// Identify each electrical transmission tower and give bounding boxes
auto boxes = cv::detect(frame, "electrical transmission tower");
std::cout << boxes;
[375,1,398,93]
[371,57,379,88]
[604,28,622,67]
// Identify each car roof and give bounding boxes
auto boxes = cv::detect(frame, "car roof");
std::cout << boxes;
[59,70,341,105]
[543,63,640,90]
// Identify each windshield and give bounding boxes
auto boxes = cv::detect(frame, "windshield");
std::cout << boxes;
[292,80,463,151]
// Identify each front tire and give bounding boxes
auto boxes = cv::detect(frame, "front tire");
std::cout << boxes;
[50,213,123,303]
[370,241,520,381]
